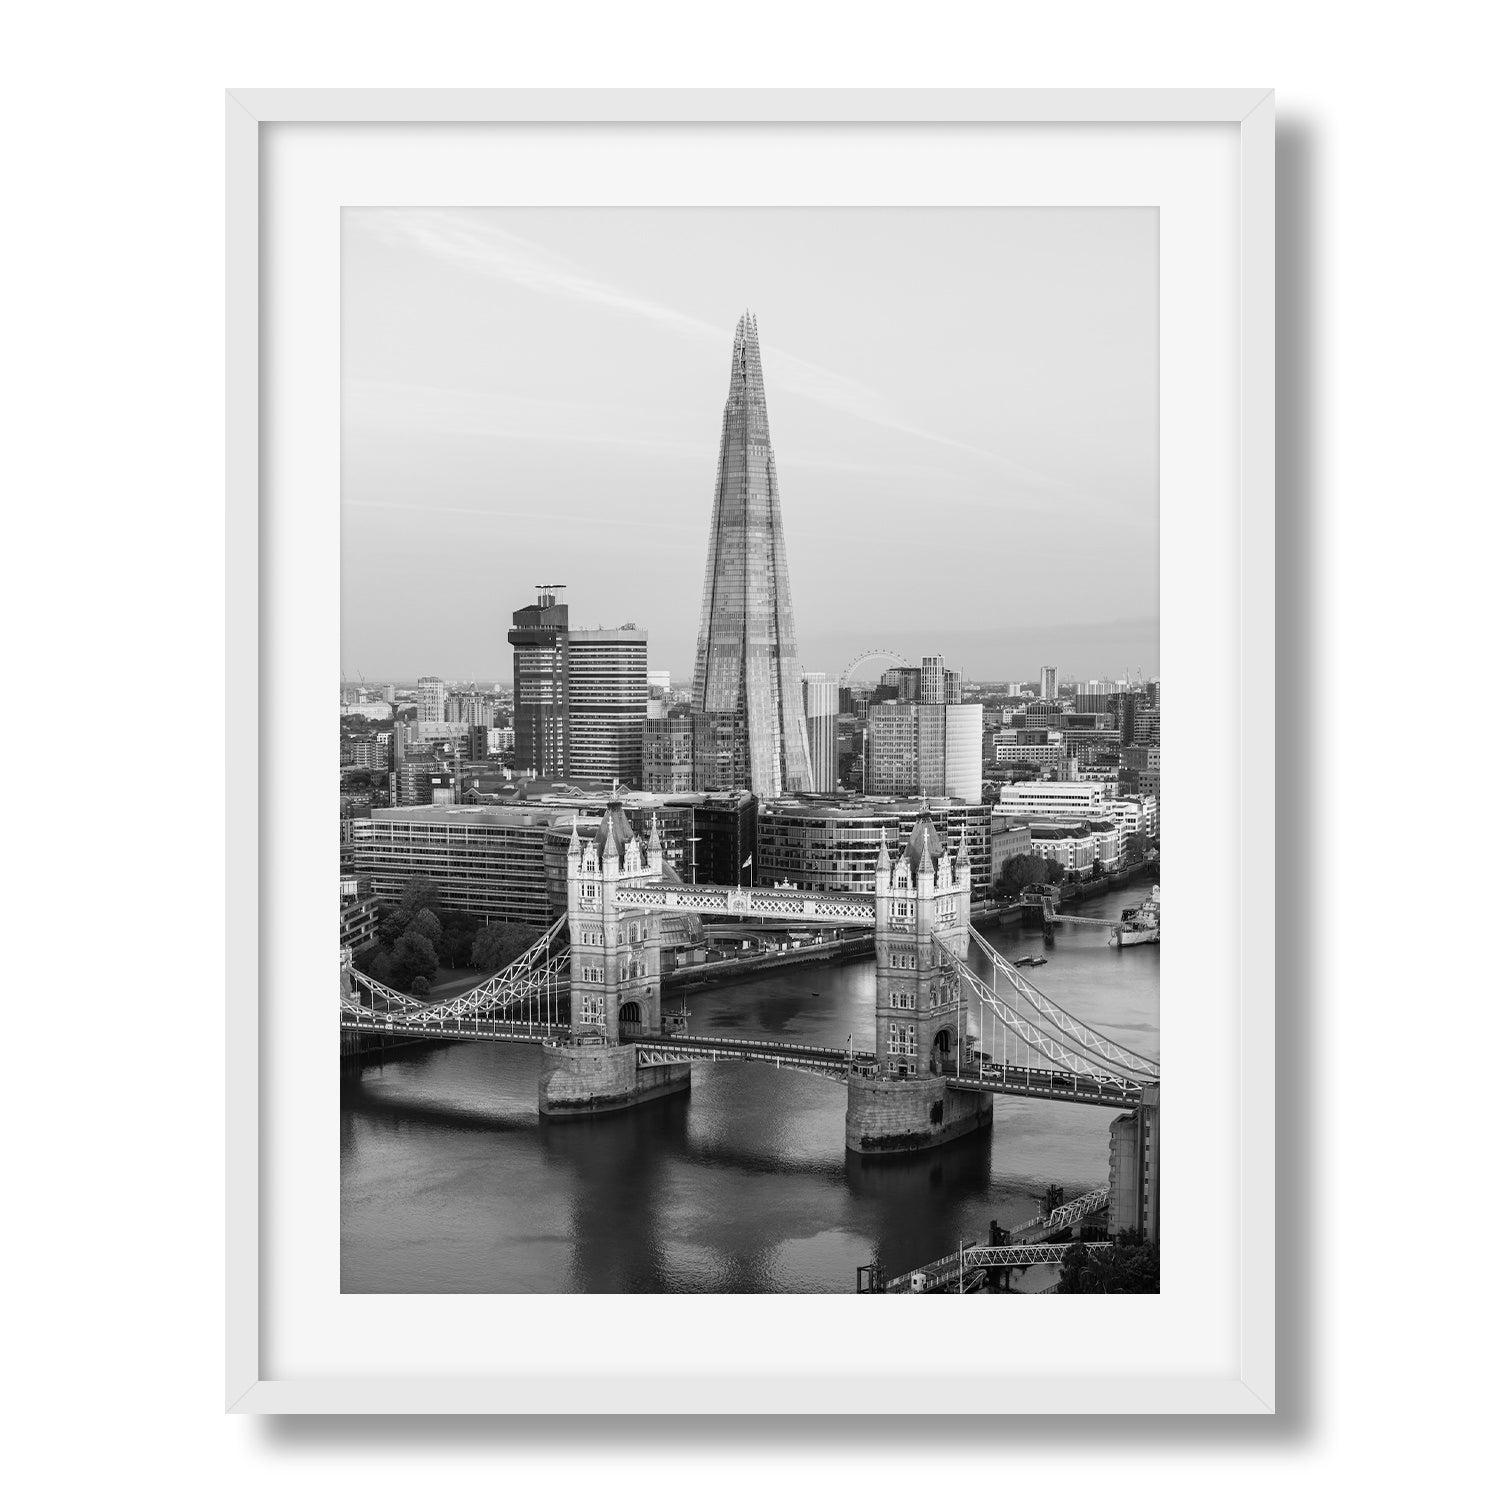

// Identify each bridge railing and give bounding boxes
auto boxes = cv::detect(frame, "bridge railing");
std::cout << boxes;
[1007,1187,1110,1240]
[613,878,876,926]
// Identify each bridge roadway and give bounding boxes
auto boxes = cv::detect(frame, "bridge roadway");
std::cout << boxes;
[341,1015,567,1045]
[339,1016,1143,1105]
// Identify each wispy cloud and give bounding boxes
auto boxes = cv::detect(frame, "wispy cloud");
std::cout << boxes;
[344,377,977,488]
[344,497,858,548]
[354,210,1065,492]
[345,498,694,536]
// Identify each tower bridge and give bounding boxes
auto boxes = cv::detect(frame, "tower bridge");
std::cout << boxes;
[341,798,1159,1230]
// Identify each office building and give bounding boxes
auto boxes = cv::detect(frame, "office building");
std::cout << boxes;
[995,781,1109,821]
[339,878,381,954]
[865,655,982,801]
[448,693,495,729]
[802,672,840,793]
[1027,820,1121,873]
[1104,794,1159,844]
[416,675,447,723]
[991,817,1033,872]
[507,586,570,779]
[346,732,391,772]
[690,313,814,797]
[348,805,564,927]
[643,708,695,794]
[756,796,991,899]
[880,663,962,704]
[566,625,648,786]
[393,760,455,808]
[1039,665,1059,700]
[1119,743,1162,804]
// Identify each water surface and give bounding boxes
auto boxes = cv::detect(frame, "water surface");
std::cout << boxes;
[341,885,1159,1292]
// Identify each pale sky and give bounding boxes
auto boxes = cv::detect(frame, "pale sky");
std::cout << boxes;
[342,207,1158,685]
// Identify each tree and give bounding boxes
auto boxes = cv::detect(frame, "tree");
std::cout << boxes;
[377,907,411,946]
[410,974,430,997]
[436,909,482,968]
[398,876,442,917]
[356,947,393,985]
[389,931,438,990]
[1056,1231,1159,1294]
[1091,857,1104,879]
[406,907,442,946]
[993,853,1067,898]
[471,922,538,973]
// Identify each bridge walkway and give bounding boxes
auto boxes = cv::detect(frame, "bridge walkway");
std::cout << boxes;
[874,1188,1110,1292]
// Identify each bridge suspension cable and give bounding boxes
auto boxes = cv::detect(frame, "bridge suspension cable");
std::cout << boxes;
[965,925,1161,1080]
[342,915,569,1030]
[949,954,1143,1087]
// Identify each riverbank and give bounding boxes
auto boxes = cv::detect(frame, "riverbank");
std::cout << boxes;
[665,933,874,991]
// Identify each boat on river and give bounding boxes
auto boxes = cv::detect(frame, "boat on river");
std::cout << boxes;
[1113,887,1161,947]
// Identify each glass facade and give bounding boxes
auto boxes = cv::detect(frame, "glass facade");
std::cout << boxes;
[801,672,839,793]
[756,797,993,899]
[643,710,695,793]
[691,314,814,797]
[864,655,980,800]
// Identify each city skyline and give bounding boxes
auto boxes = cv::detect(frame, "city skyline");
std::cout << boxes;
[342,207,1158,682]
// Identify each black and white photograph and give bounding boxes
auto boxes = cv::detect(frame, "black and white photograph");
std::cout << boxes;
[338,207,1162,1295]
[18,8,1500,1484]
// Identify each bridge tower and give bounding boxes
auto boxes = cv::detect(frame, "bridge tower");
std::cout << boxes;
[538,802,690,1116]
[845,807,994,1153]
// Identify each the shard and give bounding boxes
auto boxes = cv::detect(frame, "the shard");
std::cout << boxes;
[691,313,814,797]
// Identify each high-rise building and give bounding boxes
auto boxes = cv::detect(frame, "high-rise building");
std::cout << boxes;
[416,675,447,722]
[691,313,814,797]
[566,626,647,786]
[507,587,569,779]
[865,654,982,801]
[801,672,839,793]
[643,708,695,794]
[1039,665,1058,701]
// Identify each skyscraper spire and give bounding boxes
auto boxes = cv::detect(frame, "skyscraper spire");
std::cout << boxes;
[690,313,814,798]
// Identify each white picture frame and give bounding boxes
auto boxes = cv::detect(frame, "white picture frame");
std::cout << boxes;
[227,88,1274,1416]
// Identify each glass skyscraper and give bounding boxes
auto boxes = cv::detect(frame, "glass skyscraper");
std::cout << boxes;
[691,313,814,797]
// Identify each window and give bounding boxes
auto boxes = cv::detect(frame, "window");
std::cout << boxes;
[887,1023,916,1057]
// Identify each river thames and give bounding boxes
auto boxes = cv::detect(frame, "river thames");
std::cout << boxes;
[341,884,1159,1293]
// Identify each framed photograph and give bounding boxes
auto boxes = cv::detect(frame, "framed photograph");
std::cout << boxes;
[227,88,1274,1414]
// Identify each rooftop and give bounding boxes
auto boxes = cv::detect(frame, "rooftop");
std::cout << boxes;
[368,805,567,829]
